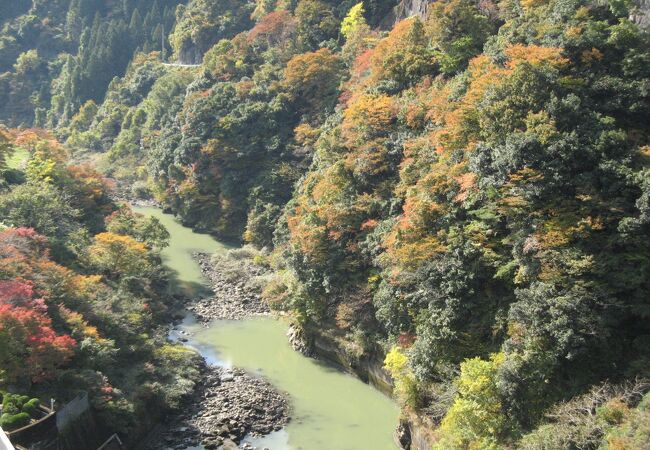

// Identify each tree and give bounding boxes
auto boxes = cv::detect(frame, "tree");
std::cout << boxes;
[283,48,345,115]
[341,2,366,39]
[0,304,76,385]
[68,100,98,133]
[0,280,45,311]
[426,0,495,74]
[340,2,373,64]
[434,353,508,449]
[0,182,82,258]
[87,232,150,278]
[0,130,12,170]
[106,207,170,249]
[295,0,338,50]
[369,18,437,90]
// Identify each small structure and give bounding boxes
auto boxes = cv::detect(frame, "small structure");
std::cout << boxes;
[0,427,15,450]
[5,405,56,449]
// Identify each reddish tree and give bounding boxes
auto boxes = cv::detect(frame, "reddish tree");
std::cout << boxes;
[0,279,46,312]
[0,304,76,384]
[248,10,296,45]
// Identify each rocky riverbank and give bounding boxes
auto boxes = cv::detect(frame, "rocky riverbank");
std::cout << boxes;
[187,253,271,321]
[143,250,291,450]
[144,363,289,450]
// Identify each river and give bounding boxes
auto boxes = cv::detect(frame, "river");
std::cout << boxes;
[133,206,399,450]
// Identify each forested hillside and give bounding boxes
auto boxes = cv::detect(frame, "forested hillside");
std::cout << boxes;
[0,129,199,444]
[1,0,649,448]
[0,0,180,126]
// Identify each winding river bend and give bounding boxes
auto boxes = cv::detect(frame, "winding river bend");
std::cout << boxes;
[134,206,399,450]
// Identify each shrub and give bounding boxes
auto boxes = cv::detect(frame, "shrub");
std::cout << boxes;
[384,347,422,408]
[518,382,650,450]
[433,353,508,450]
[2,394,21,415]
[0,412,30,430]
[21,398,40,417]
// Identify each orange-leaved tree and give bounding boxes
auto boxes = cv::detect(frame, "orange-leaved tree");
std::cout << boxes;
[87,232,150,278]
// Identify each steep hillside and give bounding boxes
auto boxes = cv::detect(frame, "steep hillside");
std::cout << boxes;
[0,0,181,127]
[1,0,649,448]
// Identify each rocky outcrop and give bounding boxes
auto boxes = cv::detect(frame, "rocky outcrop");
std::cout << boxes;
[287,323,313,356]
[632,0,650,27]
[295,323,394,397]
[177,43,204,65]
[143,365,289,450]
[189,253,271,321]
[399,411,437,450]
[381,0,434,28]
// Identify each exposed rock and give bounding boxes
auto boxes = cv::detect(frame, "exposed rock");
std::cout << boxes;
[287,323,313,356]
[396,419,412,449]
[380,0,433,28]
[146,251,291,450]
[632,0,650,28]
[143,365,290,450]
[187,253,271,321]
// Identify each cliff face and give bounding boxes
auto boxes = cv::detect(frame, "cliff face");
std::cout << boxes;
[632,0,650,27]
[380,0,434,28]
[394,0,432,20]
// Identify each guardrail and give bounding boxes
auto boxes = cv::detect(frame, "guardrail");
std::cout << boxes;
[0,426,14,450]
[6,405,56,448]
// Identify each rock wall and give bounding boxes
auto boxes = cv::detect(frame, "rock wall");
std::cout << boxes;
[401,411,437,450]
[380,0,434,28]
[292,323,437,449]
[290,323,393,395]
[632,0,650,27]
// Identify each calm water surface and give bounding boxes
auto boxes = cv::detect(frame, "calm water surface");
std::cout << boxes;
[134,206,399,450]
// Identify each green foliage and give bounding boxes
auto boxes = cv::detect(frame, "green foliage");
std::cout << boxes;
[21,398,40,417]
[434,354,509,450]
[0,181,83,258]
[169,0,253,63]
[517,382,650,450]
[0,131,12,171]
[426,0,494,74]
[107,207,170,249]
[341,2,366,39]
[1,0,649,447]
[0,393,40,430]
[0,130,198,441]
[384,347,421,408]
[294,0,339,50]
[0,0,182,127]
[602,393,650,450]
[0,412,30,431]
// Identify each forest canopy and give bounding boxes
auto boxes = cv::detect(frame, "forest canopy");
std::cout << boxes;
[1,0,649,448]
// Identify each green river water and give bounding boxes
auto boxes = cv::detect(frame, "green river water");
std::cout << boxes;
[133,206,399,450]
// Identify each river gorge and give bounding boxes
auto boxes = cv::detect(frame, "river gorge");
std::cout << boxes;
[134,206,400,450]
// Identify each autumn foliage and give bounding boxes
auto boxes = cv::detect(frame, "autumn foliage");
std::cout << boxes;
[0,304,76,384]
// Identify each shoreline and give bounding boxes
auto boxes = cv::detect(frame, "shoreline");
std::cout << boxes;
[142,253,291,450]
[142,362,290,450]
[187,253,272,322]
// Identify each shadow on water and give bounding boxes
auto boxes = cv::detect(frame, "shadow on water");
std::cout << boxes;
[188,318,399,450]
[134,205,399,450]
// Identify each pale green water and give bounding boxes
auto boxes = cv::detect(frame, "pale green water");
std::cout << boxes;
[133,206,230,293]
[134,206,399,450]
[192,319,399,450]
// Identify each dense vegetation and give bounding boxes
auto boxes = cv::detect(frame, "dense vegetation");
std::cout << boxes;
[0,129,200,441]
[1,0,649,448]
[0,0,181,126]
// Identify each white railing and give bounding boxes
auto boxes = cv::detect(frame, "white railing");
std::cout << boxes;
[0,427,15,450]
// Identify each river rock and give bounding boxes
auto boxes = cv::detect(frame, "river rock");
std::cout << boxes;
[143,365,290,450]
[187,253,271,321]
